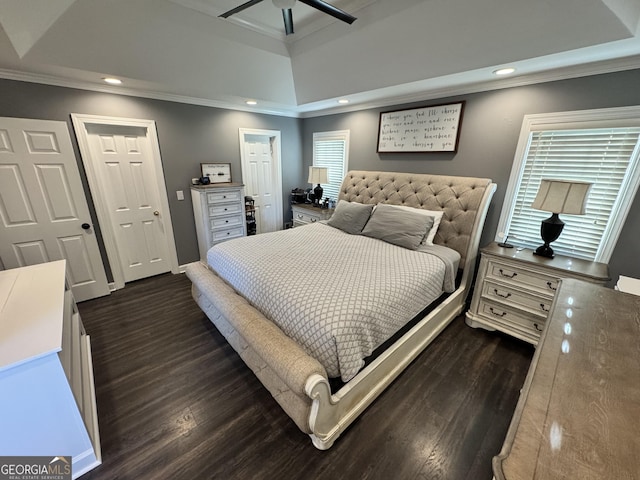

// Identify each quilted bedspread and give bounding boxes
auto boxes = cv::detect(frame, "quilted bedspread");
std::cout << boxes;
[207,222,459,381]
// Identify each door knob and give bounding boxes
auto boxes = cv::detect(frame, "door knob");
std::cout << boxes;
[154,211,160,216]
[81,223,91,230]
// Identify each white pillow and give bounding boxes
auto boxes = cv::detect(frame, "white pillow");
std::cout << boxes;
[382,205,444,245]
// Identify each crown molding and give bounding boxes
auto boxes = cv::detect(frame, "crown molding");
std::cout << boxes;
[0,68,301,117]
[298,54,640,118]
[2,52,640,121]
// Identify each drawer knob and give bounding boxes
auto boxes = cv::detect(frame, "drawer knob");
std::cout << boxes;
[298,214,304,219]
[493,289,511,299]
[534,323,544,332]
[540,303,550,313]
[489,307,507,317]
[499,269,517,279]
[546,281,557,291]
[225,220,229,223]
[311,218,317,222]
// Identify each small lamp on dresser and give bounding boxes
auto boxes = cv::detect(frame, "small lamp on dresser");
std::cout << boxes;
[531,178,592,258]
[308,166,328,206]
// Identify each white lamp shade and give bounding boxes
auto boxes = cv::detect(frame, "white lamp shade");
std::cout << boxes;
[531,179,592,215]
[308,166,328,185]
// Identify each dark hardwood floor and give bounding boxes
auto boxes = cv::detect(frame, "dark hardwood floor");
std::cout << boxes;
[78,272,533,480]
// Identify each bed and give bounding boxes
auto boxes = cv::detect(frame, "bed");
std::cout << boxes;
[186,170,496,449]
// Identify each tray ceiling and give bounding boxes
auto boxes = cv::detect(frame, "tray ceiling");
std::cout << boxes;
[1,0,640,117]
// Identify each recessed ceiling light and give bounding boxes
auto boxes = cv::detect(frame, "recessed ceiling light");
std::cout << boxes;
[493,67,516,76]
[245,100,258,105]
[103,77,122,85]
[337,99,350,104]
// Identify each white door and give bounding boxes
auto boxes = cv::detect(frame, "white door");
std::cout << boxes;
[240,130,283,234]
[0,117,109,301]
[84,124,171,283]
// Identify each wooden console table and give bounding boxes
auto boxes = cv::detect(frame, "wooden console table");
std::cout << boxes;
[493,278,640,479]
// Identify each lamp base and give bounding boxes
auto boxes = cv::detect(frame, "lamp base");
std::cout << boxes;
[533,213,565,259]
[313,184,323,206]
[534,244,555,258]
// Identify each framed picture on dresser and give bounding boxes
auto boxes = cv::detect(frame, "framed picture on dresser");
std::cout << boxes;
[201,163,232,183]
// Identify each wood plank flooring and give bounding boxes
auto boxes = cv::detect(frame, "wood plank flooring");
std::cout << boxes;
[78,272,533,480]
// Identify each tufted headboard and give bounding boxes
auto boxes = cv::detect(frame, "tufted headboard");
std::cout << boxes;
[338,170,496,270]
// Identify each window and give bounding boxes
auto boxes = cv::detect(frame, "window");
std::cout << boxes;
[313,130,350,201]
[497,106,640,262]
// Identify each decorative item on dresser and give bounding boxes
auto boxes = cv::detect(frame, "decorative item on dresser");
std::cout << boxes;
[0,260,101,478]
[291,203,334,227]
[466,242,609,344]
[493,278,640,479]
[191,183,247,262]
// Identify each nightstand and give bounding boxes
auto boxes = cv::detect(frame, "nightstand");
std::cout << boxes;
[291,203,334,227]
[465,242,609,344]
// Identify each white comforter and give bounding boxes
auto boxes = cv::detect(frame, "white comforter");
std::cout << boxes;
[207,222,459,381]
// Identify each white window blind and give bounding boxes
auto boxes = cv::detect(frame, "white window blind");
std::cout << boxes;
[313,130,349,201]
[498,107,640,263]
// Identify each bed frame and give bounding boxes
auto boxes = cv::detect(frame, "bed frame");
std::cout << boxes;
[186,170,496,449]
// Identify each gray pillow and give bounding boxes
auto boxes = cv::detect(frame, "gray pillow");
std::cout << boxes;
[361,204,434,250]
[326,200,374,234]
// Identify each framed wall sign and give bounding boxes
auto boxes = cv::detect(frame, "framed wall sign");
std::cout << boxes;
[201,163,232,183]
[377,102,465,153]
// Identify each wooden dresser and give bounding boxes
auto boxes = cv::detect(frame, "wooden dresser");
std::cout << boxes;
[466,243,609,344]
[0,261,101,478]
[191,184,247,262]
[494,278,640,479]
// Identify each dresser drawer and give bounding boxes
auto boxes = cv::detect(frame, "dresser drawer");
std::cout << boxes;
[486,260,558,296]
[212,226,245,242]
[209,203,243,216]
[210,214,244,229]
[481,280,552,317]
[207,190,242,204]
[477,299,545,341]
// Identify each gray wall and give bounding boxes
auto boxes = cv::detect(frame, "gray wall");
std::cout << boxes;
[2,70,640,285]
[0,79,303,278]
[302,69,640,285]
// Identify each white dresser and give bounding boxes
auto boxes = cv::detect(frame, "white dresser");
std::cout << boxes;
[191,184,247,262]
[0,261,101,478]
[466,243,609,344]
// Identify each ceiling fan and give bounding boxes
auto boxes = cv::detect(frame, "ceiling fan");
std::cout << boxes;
[219,0,357,36]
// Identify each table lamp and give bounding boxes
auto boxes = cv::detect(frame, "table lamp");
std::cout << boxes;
[531,179,592,258]
[308,166,328,206]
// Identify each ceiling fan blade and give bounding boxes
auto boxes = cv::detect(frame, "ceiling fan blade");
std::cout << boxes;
[219,0,264,18]
[282,8,294,35]
[298,0,356,24]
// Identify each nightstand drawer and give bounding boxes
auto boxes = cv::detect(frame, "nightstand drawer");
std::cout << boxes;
[477,299,544,341]
[481,281,552,317]
[207,191,242,204]
[210,214,244,229]
[486,260,558,296]
[209,203,243,216]
[294,211,322,223]
[211,226,245,242]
